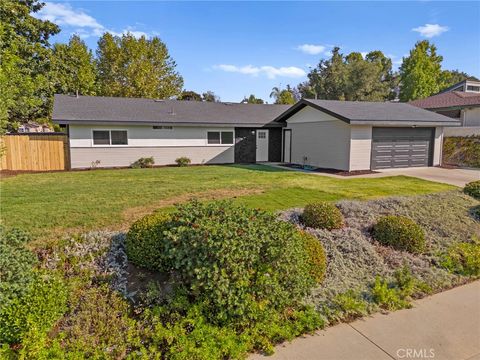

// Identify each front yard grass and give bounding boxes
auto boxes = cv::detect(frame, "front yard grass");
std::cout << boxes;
[0,164,455,237]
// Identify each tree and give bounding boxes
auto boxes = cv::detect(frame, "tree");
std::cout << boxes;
[202,91,220,102]
[270,85,296,104]
[178,90,202,101]
[52,35,97,96]
[298,47,395,101]
[399,40,444,101]
[242,94,264,104]
[96,33,183,99]
[0,0,60,129]
[440,70,479,91]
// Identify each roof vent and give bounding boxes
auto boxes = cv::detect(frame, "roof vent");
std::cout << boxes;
[154,99,165,102]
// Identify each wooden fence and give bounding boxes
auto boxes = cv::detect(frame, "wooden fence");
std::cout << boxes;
[0,133,70,171]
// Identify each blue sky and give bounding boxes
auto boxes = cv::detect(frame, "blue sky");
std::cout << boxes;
[38,1,480,102]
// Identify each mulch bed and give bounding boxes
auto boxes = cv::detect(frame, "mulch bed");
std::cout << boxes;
[280,163,378,176]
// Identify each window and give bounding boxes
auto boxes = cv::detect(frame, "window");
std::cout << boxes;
[93,130,110,145]
[258,132,266,139]
[207,131,234,145]
[466,85,480,92]
[153,126,173,130]
[93,130,128,146]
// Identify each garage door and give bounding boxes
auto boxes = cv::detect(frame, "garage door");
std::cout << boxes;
[371,127,434,169]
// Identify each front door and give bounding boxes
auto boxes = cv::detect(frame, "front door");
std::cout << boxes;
[256,130,269,162]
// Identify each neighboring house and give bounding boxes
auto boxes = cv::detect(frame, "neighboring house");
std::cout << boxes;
[52,95,289,169]
[439,79,480,94]
[273,99,459,170]
[409,91,480,130]
[52,95,459,171]
[17,122,53,133]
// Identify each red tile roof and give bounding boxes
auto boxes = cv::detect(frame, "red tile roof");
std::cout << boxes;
[410,91,480,109]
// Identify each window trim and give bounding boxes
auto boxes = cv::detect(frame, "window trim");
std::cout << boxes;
[92,129,129,147]
[206,130,235,146]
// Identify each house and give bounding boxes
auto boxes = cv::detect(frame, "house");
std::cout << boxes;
[438,79,480,94]
[52,94,289,169]
[52,94,459,171]
[273,99,459,170]
[17,122,54,133]
[409,89,480,131]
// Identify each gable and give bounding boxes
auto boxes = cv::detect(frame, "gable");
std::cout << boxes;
[285,105,344,124]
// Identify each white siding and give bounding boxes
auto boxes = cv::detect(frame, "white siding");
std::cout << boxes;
[463,107,480,127]
[68,124,235,168]
[286,107,351,171]
[433,127,443,166]
[349,125,372,171]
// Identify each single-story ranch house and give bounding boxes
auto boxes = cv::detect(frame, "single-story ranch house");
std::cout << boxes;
[53,94,460,171]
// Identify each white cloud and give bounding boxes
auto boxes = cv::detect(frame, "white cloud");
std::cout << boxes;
[214,64,306,79]
[297,44,327,55]
[412,24,449,38]
[36,2,153,39]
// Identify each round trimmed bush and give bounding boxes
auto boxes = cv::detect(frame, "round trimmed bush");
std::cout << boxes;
[301,202,344,230]
[164,200,316,324]
[299,231,327,283]
[373,216,426,254]
[464,180,480,200]
[125,212,173,271]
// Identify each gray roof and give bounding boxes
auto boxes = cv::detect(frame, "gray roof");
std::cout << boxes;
[274,99,461,126]
[53,94,290,127]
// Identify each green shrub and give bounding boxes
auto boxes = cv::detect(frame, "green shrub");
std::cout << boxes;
[131,156,155,168]
[126,212,173,271]
[301,202,344,230]
[464,180,480,200]
[370,276,411,311]
[299,231,327,283]
[328,290,369,323]
[59,285,142,358]
[164,200,316,325]
[175,157,191,167]
[0,273,68,344]
[441,237,480,276]
[373,216,426,254]
[0,227,37,304]
[472,205,480,220]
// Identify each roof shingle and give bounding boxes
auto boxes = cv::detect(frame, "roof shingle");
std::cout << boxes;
[409,92,480,110]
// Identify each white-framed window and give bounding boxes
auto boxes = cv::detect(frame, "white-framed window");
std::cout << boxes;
[92,130,128,146]
[207,131,234,145]
[153,126,174,130]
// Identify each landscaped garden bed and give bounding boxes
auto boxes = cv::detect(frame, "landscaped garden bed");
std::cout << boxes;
[1,177,478,359]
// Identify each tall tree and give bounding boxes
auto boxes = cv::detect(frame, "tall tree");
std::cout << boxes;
[0,0,60,129]
[242,94,264,104]
[270,85,296,104]
[202,91,220,102]
[178,90,202,101]
[96,33,183,99]
[52,35,97,96]
[399,40,444,101]
[298,47,395,101]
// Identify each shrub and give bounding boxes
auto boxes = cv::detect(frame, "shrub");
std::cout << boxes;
[443,136,480,168]
[0,273,68,344]
[472,205,480,220]
[464,180,480,200]
[301,202,344,230]
[175,156,191,167]
[441,237,480,276]
[131,156,155,168]
[126,212,173,271]
[164,200,316,325]
[370,276,411,311]
[0,227,37,304]
[299,231,327,283]
[373,216,426,254]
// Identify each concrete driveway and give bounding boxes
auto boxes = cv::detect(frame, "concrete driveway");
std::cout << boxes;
[379,167,479,187]
[250,281,480,360]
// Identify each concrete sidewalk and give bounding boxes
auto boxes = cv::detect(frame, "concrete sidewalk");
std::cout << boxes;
[250,281,480,360]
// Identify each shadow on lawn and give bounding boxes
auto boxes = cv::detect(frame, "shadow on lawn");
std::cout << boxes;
[223,163,289,173]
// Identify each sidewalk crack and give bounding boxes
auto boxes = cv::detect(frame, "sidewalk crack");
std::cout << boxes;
[348,323,396,360]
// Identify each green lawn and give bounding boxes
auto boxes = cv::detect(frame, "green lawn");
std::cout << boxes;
[0,164,455,237]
